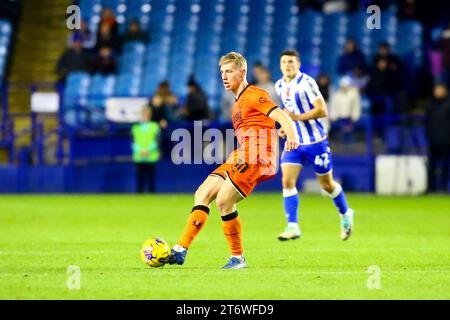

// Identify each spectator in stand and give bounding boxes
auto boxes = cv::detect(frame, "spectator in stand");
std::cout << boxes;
[68,20,96,50]
[317,73,331,132]
[337,38,367,75]
[121,19,149,44]
[399,0,418,20]
[349,67,370,92]
[329,76,361,145]
[95,24,120,53]
[373,42,403,89]
[149,81,180,124]
[317,73,331,103]
[182,78,210,121]
[366,57,396,116]
[98,7,118,38]
[92,46,117,75]
[56,38,92,83]
[425,83,450,193]
[254,66,281,106]
[373,42,401,73]
[296,0,322,12]
[220,91,235,122]
[250,61,264,85]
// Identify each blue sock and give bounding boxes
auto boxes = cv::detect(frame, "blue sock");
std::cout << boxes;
[283,188,299,224]
[326,183,348,214]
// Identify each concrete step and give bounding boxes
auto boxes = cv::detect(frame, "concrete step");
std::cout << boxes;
[8,0,73,113]
[0,149,9,163]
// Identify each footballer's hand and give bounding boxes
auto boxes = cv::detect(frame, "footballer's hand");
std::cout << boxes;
[278,128,287,139]
[285,110,301,121]
[284,139,299,152]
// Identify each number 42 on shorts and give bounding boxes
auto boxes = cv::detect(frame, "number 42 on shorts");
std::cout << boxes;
[314,153,330,168]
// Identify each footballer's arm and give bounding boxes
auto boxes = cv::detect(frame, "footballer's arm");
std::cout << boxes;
[285,96,328,122]
[268,107,299,151]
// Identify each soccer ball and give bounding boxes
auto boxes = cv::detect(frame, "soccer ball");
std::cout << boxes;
[140,238,171,268]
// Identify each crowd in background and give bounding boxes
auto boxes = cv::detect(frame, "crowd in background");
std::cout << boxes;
[56,7,149,82]
[56,2,450,192]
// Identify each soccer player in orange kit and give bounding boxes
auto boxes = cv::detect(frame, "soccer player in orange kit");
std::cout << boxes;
[167,52,299,269]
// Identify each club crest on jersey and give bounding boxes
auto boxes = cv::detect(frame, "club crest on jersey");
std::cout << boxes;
[232,111,242,126]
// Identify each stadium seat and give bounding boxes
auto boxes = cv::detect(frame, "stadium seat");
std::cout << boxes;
[72,0,426,122]
[396,21,423,68]
[116,72,141,96]
[86,74,116,125]
[63,72,91,127]
[0,19,12,83]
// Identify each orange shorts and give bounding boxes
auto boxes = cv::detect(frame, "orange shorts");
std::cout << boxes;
[210,148,277,198]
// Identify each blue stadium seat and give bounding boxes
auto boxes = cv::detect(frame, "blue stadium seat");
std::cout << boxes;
[347,12,371,57]
[64,72,91,106]
[83,74,116,125]
[297,9,323,73]
[395,21,423,68]
[270,0,299,79]
[0,19,11,83]
[63,72,92,127]
[0,19,12,36]
[116,72,141,96]
[73,0,426,125]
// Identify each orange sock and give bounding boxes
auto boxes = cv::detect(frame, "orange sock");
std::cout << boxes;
[221,211,243,256]
[177,205,209,249]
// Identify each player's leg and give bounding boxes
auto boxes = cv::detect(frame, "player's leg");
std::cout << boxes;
[307,139,354,240]
[278,164,302,241]
[215,178,246,269]
[316,171,354,240]
[169,175,224,265]
[136,163,145,193]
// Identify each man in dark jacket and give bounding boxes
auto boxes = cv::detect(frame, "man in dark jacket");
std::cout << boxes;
[56,39,92,83]
[337,38,367,75]
[184,78,210,121]
[425,83,450,192]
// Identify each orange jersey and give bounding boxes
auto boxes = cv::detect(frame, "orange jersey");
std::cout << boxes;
[231,85,278,145]
[210,85,279,197]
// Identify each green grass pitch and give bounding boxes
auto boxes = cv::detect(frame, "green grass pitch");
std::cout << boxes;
[0,193,449,300]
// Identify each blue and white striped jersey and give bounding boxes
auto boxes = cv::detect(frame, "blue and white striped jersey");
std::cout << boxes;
[275,71,328,145]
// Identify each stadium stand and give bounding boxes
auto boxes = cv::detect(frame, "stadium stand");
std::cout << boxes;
[60,0,423,123]
[1,0,446,194]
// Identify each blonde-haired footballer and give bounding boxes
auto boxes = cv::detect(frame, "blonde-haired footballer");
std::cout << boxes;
[166,52,299,269]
